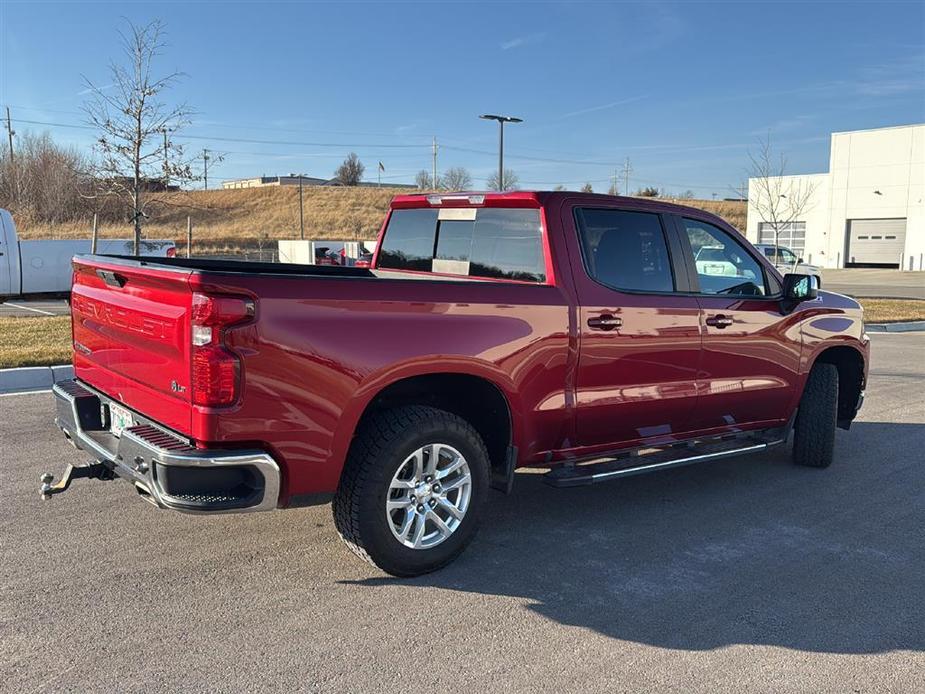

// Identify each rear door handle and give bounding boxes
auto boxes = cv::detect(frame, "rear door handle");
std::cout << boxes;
[705,314,734,329]
[588,314,622,331]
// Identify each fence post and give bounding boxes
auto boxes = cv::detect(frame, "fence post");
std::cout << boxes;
[186,216,192,258]
[90,213,98,254]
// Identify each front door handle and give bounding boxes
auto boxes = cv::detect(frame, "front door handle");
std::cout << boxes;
[588,314,622,331]
[705,314,734,329]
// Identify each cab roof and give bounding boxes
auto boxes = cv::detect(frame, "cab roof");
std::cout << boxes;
[389,191,738,230]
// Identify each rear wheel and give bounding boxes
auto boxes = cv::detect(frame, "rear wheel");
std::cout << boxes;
[333,405,490,576]
[793,363,839,468]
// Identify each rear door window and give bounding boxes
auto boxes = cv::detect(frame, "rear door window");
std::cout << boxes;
[377,207,546,282]
[574,208,675,293]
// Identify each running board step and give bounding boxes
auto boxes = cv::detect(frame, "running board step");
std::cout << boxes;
[543,437,785,488]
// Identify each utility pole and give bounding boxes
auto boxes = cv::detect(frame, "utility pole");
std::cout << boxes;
[162,128,170,188]
[203,149,210,190]
[611,168,619,196]
[432,136,438,190]
[298,174,304,240]
[622,157,633,198]
[4,107,14,166]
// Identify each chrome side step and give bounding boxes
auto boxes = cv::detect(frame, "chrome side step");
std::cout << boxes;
[543,437,786,488]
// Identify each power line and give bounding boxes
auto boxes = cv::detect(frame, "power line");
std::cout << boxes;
[7,114,732,192]
[9,117,431,149]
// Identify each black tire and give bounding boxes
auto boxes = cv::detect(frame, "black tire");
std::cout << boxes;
[792,363,839,468]
[332,405,491,577]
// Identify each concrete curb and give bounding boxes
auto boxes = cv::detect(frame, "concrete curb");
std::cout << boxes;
[0,365,73,394]
[865,321,925,333]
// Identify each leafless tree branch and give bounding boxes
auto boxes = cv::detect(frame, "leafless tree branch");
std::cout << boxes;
[82,18,195,254]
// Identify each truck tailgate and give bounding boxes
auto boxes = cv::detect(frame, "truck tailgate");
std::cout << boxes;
[71,257,195,435]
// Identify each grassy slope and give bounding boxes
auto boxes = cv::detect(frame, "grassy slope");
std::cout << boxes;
[3,299,922,370]
[15,187,748,254]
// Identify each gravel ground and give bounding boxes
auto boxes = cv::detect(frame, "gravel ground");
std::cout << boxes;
[1,332,923,693]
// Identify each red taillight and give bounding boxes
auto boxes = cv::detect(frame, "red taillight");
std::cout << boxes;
[190,292,255,407]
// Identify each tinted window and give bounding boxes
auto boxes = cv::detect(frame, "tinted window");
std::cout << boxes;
[435,220,474,261]
[575,209,675,293]
[684,218,766,296]
[377,209,438,271]
[377,207,546,282]
[470,209,545,282]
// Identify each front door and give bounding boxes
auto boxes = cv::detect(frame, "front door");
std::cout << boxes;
[679,216,801,431]
[569,206,702,450]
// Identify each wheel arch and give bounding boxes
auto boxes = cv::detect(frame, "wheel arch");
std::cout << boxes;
[806,344,867,429]
[331,362,521,490]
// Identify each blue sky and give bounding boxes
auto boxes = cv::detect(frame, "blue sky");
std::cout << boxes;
[1,0,923,195]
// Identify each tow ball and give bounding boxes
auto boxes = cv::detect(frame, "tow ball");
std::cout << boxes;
[40,462,114,500]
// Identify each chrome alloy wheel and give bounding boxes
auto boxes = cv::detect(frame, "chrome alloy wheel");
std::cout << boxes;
[386,443,472,549]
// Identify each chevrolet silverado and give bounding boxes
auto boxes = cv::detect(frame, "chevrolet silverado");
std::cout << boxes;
[44,191,869,576]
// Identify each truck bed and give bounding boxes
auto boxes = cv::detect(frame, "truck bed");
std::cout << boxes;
[92,254,503,283]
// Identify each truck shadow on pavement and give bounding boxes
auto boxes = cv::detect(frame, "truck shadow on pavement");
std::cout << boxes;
[345,421,924,654]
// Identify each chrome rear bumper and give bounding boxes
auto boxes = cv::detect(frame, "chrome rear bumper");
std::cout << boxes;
[53,379,280,514]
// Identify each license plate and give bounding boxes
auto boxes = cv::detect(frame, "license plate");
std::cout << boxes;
[109,402,134,438]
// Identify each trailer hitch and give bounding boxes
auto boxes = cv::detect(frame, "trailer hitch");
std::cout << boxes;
[40,462,114,500]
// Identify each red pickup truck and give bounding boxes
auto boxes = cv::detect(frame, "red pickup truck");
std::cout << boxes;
[46,191,869,576]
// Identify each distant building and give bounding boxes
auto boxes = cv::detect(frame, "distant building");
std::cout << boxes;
[222,175,417,190]
[222,175,329,189]
[746,123,924,270]
[105,176,180,192]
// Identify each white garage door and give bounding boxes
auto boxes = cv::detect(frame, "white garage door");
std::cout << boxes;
[847,218,906,267]
[758,221,806,255]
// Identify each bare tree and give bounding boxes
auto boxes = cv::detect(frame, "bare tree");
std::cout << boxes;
[442,167,472,191]
[414,169,442,190]
[747,133,818,250]
[334,153,365,186]
[580,182,594,193]
[0,132,92,223]
[636,186,660,197]
[607,181,619,195]
[486,168,519,191]
[83,19,194,255]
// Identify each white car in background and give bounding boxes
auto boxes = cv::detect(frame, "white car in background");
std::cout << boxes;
[694,245,739,277]
[754,244,821,284]
[0,209,176,300]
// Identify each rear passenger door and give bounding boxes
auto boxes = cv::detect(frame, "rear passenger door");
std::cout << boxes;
[678,216,801,430]
[568,206,702,450]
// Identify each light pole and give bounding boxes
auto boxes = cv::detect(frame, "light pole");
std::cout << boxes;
[479,114,522,190]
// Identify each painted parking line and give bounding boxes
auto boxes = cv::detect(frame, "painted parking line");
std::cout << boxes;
[3,302,56,316]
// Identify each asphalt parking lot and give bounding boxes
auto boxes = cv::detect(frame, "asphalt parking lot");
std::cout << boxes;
[820,269,925,299]
[0,299,70,317]
[2,332,923,693]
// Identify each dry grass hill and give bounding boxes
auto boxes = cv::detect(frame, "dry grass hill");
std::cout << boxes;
[16,186,748,255]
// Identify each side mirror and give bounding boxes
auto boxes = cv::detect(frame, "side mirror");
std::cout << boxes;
[797,257,804,264]
[782,273,818,302]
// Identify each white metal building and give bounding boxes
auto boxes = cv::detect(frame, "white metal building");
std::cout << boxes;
[746,123,925,270]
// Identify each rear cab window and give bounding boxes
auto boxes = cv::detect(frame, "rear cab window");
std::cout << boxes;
[377,206,547,283]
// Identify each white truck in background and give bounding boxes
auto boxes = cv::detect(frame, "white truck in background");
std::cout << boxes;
[0,209,176,300]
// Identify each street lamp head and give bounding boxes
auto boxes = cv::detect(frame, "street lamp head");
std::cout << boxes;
[479,114,523,123]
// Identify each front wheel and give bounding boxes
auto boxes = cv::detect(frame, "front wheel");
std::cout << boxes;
[792,363,839,468]
[333,405,491,576]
